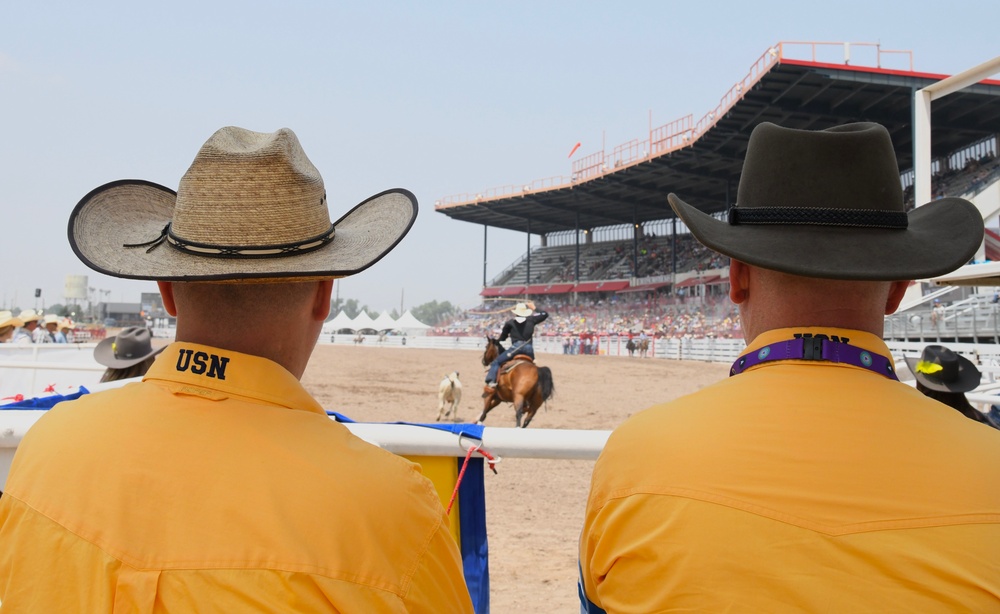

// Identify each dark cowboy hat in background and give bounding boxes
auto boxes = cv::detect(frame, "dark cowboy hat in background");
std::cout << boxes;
[668,122,984,281]
[904,345,981,393]
[94,327,165,369]
[68,126,417,282]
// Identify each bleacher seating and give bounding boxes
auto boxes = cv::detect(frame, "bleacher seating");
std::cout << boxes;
[488,233,724,289]
[904,149,999,208]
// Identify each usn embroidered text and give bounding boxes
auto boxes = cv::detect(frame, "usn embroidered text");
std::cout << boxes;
[175,349,230,380]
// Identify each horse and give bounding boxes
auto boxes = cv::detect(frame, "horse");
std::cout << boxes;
[478,336,555,428]
[626,338,636,357]
[353,332,365,345]
[637,337,650,358]
[436,371,462,422]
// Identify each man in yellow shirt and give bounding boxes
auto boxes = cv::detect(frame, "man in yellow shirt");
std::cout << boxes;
[0,127,473,612]
[580,122,1000,612]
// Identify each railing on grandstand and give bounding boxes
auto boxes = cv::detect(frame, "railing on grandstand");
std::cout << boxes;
[884,292,1000,345]
[775,41,913,71]
[436,41,914,210]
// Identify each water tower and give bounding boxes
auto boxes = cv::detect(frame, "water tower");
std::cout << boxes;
[64,275,88,321]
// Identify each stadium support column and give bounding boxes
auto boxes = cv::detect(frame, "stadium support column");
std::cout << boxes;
[526,219,531,289]
[632,206,639,277]
[482,224,488,288]
[575,211,581,284]
[671,217,677,274]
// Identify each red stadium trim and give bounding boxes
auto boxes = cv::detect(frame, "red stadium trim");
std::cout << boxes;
[779,58,1000,86]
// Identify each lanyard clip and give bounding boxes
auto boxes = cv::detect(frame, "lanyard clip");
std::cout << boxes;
[801,337,824,360]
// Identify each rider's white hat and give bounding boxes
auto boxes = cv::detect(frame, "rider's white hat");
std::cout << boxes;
[511,302,532,317]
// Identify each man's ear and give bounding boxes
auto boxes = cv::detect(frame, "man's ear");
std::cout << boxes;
[157,281,177,316]
[312,279,334,321]
[884,280,910,315]
[729,260,750,304]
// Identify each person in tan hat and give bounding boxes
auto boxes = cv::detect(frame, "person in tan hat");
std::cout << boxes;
[0,311,24,343]
[11,309,42,345]
[56,317,74,343]
[40,314,61,343]
[484,300,548,388]
[0,127,472,612]
[580,122,1000,611]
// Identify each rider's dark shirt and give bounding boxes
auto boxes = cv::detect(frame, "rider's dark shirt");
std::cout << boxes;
[499,311,548,344]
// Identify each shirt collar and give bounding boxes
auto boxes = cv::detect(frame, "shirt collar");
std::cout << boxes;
[143,342,325,415]
[740,327,892,364]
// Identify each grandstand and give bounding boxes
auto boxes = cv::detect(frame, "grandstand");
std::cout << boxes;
[435,41,1000,340]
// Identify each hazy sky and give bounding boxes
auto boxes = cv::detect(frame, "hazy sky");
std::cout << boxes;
[3,1,998,314]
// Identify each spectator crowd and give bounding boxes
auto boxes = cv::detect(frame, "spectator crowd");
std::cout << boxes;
[433,291,742,341]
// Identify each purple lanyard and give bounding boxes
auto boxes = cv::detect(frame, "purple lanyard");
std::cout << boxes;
[730,336,899,381]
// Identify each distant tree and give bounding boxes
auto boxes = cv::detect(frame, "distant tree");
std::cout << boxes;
[46,304,70,317]
[411,300,459,326]
[390,308,401,319]
[329,297,345,317]
[327,298,370,320]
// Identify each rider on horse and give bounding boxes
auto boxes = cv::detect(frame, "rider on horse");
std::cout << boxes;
[485,300,547,388]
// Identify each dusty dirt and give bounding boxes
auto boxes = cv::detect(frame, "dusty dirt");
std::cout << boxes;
[301,344,730,613]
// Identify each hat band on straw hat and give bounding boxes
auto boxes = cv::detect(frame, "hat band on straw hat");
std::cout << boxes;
[123,222,336,258]
[727,206,909,229]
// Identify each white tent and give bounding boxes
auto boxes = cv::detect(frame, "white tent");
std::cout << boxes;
[395,310,431,336]
[323,310,356,333]
[351,310,378,332]
[371,311,398,332]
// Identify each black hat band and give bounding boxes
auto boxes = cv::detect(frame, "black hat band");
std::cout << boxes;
[728,206,908,229]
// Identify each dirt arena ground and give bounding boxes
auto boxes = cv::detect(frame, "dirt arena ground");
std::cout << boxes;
[301,344,730,613]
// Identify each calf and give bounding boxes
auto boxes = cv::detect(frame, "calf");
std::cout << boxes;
[436,371,462,421]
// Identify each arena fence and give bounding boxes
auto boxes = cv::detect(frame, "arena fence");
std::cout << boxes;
[7,334,1000,399]
[318,332,746,362]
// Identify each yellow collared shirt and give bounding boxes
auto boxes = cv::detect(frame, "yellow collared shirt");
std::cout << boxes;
[0,342,473,613]
[581,327,1000,612]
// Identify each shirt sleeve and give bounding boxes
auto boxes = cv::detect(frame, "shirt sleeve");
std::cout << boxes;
[499,321,512,342]
[532,311,549,324]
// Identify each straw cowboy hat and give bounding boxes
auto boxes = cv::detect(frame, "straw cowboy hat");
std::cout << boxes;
[511,302,533,317]
[94,327,164,369]
[17,309,42,324]
[0,311,24,329]
[904,345,981,393]
[667,122,984,281]
[43,314,61,328]
[68,126,418,282]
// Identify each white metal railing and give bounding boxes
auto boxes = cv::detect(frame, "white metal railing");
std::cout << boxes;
[0,404,609,490]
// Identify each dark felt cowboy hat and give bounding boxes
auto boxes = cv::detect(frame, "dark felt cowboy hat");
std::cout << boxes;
[904,345,981,393]
[667,122,984,281]
[68,126,417,282]
[94,327,165,369]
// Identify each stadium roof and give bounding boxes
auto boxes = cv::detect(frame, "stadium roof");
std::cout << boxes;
[436,42,1000,235]
[932,261,1000,287]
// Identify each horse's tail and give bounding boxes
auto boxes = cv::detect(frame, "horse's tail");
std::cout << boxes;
[536,366,555,403]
